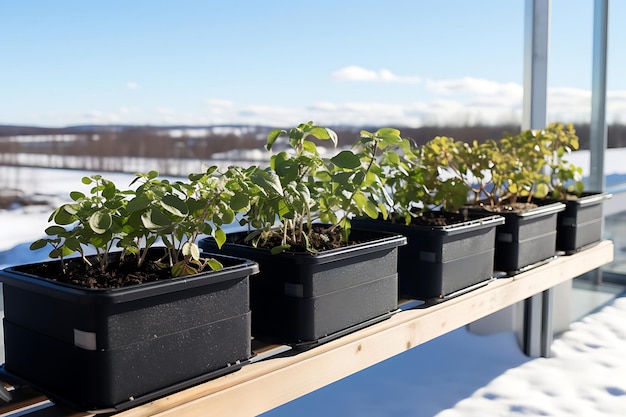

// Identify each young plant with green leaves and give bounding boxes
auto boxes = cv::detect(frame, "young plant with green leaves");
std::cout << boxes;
[30,175,129,274]
[239,121,338,253]
[31,167,246,280]
[422,124,582,209]
[124,168,240,276]
[352,130,432,226]
[415,135,476,211]
[535,122,584,199]
[316,127,405,241]
[423,133,548,208]
[240,122,401,253]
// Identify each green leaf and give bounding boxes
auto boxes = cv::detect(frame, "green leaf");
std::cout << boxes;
[251,169,283,196]
[102,181,116,199]
[161,194,188,217]
[377,128,401,137]
[64,237,82,251]
[270,244,291,255]
[307,126,331,140]
[69,191,85,201]
[182,241,201,260]
[266,129,285,151]
[207,258,223,270]
[326,128,338,147]
[302,140,318,155]
[30,239,48,250]
[385,152,401,165]
[127,195,151,212]
[363,199,379,219]
[535,183,549,198]
[377,203,388,220]
[331,151,361,169]
[230,191,249,211]
[62,203,80,215]
[214,228,227,248]
[45,225,66,236]
[81,177,92,185]
[141,209,172,230]
[89,212,113,234]
[51,207,74,225]
[296,183,311,205]
[220,208,236,224]
[171,261,198,277]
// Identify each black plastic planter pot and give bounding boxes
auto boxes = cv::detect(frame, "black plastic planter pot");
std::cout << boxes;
[0,252,258,412]
[469,202,565,274]
[199,229,406,345]
[351,214,505,300]
[535,192,611,254]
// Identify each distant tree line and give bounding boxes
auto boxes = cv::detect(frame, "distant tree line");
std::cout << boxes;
[1,123,626,162]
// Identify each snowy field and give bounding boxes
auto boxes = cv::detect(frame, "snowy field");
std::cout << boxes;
[0,165,625,416]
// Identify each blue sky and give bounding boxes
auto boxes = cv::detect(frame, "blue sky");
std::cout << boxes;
[1,0,625,128]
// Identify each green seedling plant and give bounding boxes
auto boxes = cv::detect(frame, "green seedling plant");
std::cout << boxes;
[30,175,129,275]
[353,130,430,226]
[241,122,400,253]
[424,125,579,210]
[431,133,546,208]
[125,168,235,277]
[31,167,247,281]
[414,135,476,212]
[241,121,338,253]
[536,122,584,199]
[316,127,405,241]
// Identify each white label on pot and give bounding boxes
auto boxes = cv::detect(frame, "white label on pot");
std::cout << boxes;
[74,329,97,351]
[498,233,513,243]
[284,283,304,298]
[420,251,436,263]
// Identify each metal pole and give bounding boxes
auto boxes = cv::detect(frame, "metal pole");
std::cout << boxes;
[541,288,554,357]
[522,0,550,130]
[520,0,551,358]
[589,0,609,193]
[589,0,609,286]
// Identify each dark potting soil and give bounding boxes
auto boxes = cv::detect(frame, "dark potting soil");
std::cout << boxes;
[409,211,471,226]
[232,224,360,253]
[15,253,173,289]
[471,201,538,213]
[13,249,237,289]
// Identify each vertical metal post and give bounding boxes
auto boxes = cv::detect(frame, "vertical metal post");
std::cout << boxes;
[522,0,550,130]
[589,0,609,286]
[589,0,609,193]
[521,0,551,358]
[523,294,543,357]
[541,288,554,357]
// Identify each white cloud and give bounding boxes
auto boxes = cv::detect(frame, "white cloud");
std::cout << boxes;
[126,82,139,90]
[16,78,626,128]
[156,107,175,115]
[206,99,234,108]
[332,66,421,84]
[547,87,626,124]
[426,77,523,99]
[83,110,120,124]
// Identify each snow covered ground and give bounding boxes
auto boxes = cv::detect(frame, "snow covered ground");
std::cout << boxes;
[0,166,625,416]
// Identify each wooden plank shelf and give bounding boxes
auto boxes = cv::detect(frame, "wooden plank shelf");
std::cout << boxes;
[0,241,614,417]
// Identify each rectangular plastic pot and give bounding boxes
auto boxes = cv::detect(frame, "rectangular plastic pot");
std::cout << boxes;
[0,252,258,412]
[470,202,565,274]
[199,229,406,345]
[536,192,611,253]
[352,213,504,300]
